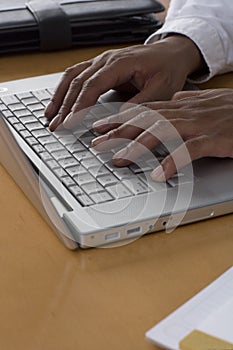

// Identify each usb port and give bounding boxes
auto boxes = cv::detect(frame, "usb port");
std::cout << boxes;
[127,226,141,235]
[105,232,120,241]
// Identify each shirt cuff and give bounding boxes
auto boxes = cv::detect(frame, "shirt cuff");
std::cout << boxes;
[145,17,225,83]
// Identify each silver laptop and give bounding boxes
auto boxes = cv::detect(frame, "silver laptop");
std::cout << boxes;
[0,72,232,250]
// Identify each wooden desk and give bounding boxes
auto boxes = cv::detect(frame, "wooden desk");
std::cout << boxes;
[0,39,233,350]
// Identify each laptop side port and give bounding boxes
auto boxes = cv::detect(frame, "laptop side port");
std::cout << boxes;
[105,231,120,241]
[127,226,142,235]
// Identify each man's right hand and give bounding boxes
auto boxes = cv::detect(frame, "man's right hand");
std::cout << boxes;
[45,35,205,131]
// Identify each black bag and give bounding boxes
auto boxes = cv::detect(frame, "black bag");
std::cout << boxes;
[0,0,164,54]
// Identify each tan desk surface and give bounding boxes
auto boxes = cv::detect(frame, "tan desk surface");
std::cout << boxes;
[0,44,233,350]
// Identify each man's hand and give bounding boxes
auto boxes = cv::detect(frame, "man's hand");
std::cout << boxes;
[45,35,204,131]
[92,89,233,181]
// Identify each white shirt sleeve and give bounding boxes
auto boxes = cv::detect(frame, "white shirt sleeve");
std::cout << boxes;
[145,0,233,83]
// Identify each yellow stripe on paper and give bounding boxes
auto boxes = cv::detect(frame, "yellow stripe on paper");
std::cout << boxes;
[179,330,233,350]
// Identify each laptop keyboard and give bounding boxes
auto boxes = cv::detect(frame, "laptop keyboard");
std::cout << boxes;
[0,88,189,207]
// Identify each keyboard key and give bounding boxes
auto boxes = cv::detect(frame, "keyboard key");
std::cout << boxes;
[139,172,167,192]
[107,183,132,199]
[167,173,194,187]
[59,136,79,147]
[26,136,38,146]
[45,142,64,152]
[14,123,26,132]
[20,116,37,124]
[38,116,49,127]
[21,97,39,105]
[1,110,14,118]
[52,149,70,161]
[16,92,33,99]
[8,117,19,125]
[77,194,94,206]
[33,89,51,101]
[1,95,19,105]
[32,144,45,153]
[14,109,31,118]
[33,110,45,118]
[74,173,94,186]
[122,178,150,195]
[66,165,86,177]
[80,136,93,148]
[38,135,57,145]
[46,159,60,170]
[41,99,51,108]
[90,191,113,204]
[53,167,67,178]
[32,129,50,138]
[0,103,7,111]
[82,182,104,195]
[59,158,79,168]
[40,152,52,161]
[81,158,102,169]
[97,152,113,163]
[89,165,110,177]
[97,174,118,187]
[25,121,43,131]
[105,160,120,172]
[73,150,94,162]
[19,130,31,138]
[27,103,44,112]
[62,177,76,187]
[9,103,25,111]
[69,185,84,197]
[47,88,56,95]
[114,168,135,180]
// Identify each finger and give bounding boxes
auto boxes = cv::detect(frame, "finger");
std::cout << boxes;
[49,63,104,131]
[93,104,145,134]
[63,60,136,129]
[45,61,92,119]
[172,88,231,101]
[92,119,143,151]
[147,93,229,113]
[151,135,215,181]
[111,119,177,166]
[141,99,198,112]
[112,118,197,167]
[92,108,164,151]
[172,90,204,100]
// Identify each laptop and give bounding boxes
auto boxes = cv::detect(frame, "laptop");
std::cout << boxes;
[0,72,232,250]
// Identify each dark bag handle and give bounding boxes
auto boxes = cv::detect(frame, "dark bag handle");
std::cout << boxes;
[26,0,72,51]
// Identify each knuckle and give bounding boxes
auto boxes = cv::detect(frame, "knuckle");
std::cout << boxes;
[108,127,122,139]
[172,91,184,100]
[100,49,115,59]
[71,76,83,87]
[63,66,75,78]
[95,49,116,64]
[154,119,168,130]
[185,136,208,158]
[82,77,98,91]
[59,104,70,115]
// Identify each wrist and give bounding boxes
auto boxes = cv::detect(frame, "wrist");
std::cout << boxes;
[163,34,206,76]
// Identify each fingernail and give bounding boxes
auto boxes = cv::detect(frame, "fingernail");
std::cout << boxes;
[93,119,106,129]
[112,148,129,166]
[92,134,109,147]
[150,165,166,182]
[49,114,62,131]
[113,148,128,159]
[62,113,72,128]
